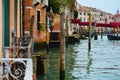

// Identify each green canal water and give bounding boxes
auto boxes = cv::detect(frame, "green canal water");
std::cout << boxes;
[33,35,120,80]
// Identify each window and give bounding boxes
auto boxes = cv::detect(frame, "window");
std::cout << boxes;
[84,18,86,22]
[87,18,89,22]
[2,0,10,46]
[37,11,40,30]
[80,18,82,22]
[95,14,96,17]
[87,13,89,16]
[84,13,86,15]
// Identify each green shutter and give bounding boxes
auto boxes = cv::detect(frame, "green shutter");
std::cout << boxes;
[2,0,10,46]
[14,0,17,35]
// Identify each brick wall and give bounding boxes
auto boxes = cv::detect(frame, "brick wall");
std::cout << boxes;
[53,14,61,31]
[24,0,47,42]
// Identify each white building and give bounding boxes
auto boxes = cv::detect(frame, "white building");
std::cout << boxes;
[77,4,113,33]
[113,10,120,22]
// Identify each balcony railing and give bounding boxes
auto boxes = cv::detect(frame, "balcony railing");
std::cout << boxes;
[0,58,33,80]
[2,36,33,58]
[0,36,33,80]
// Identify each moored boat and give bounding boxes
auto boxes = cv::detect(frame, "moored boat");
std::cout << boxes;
[107,34,120,40]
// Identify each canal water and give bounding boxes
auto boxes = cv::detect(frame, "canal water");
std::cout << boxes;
[34,35,120,80]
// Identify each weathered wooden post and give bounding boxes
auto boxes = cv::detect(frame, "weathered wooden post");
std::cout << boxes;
[94,32,98,40]
[101,27,103,39]
[116,26,119,40]
[94,28,98,40]
[30,15,34,54]
[36,55,44,78]
[88,9,92,51]
[60,12,65,80]
[66,15,69,46]
[46,16,49,53]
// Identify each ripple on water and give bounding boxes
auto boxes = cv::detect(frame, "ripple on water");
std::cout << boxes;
[69,36,120,80]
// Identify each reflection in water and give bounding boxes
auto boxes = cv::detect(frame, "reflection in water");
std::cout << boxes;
[37,76,44,80]
[87,51,93,74]
[35,36,120,80]
[69,36,120,80]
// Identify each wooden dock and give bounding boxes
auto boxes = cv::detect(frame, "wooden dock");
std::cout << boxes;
[49,31,61,48]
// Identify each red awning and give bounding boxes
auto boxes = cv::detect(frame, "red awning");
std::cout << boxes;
[71,19,120,28]
[71,19,80,24]
[79,22,89,26]
[111,22,120,28]
[96,23,111,27]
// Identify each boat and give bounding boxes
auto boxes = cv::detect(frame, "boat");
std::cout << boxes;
[81,30,96,39]
[107,34,120,40]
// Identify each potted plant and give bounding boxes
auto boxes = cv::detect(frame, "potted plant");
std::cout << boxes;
[50,23,54,31]
[49,24,54,31]
[40,22,46,31]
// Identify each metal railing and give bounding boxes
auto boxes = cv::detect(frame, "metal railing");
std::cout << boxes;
[0,58,33,80]
[2,36,33,58]
[1,36,34,80]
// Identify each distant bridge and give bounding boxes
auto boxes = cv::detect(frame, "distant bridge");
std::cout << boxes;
[71,19,120,28]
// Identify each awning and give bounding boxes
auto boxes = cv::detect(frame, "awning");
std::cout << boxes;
[71,19,120,28]
[111,22,120,28]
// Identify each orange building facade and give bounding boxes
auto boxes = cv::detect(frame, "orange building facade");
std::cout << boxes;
[0,0,22,58]
[0,0,2,57]
[0,0,48,57]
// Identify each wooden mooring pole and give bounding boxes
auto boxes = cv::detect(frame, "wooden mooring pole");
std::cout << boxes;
[101,27,103,39]
[46,16,49,53]
[60,12,65,80]
[88,9,92,51]
[66,15,69,46]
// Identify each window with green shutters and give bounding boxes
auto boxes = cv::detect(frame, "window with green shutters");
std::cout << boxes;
[2,0,10,46]
[14,0,17,36]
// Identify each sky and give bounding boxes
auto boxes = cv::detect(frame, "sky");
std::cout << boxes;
[77,0,120,15]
